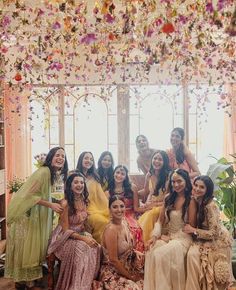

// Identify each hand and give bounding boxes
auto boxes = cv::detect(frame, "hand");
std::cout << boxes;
[145,237,156,251]
[183,224,195,234]
[82,236,99,248]
[160,234,170,243]
[51,203,63,214]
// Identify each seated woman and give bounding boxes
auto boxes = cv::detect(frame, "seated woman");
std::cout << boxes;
[184,175,233,290]
[47,172,101,290]
[138,150,171,243]
[97,151,115,192]
[166,127,200,179]
[93,195,144,290]
[106,165,144,252]
[136,134,157,175]
[76,151,110,243]
[144,169,197,290]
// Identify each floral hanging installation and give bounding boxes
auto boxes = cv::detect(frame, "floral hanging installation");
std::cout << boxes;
[0,0,235,114]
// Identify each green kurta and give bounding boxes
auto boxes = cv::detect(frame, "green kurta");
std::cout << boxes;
[4,166,52,282]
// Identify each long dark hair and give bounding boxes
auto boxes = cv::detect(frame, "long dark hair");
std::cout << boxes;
[165,168,192,221]
[149,150,171,196]
[171,127,185,164]
[76,151,100,183]
[65,172,89,215]
[109,165,133,199]
[43,146,68,185]
[194,175,214,228]
[97,151,114,188]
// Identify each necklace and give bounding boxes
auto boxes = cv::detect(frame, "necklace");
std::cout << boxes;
[74,195,83,201]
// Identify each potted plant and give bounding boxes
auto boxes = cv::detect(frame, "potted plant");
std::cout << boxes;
[207,154,236,278]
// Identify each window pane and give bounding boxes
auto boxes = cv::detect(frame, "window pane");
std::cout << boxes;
[64,115,74,144]
[50,115,59,145]
[30,99,50,168]
[75,95,108,164]
[108,115,118,144]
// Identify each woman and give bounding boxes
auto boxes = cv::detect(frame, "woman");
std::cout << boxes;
[166,127,200,179]
[93,195,144,290]
[138,150,171,242]
[107,165,144,252]
[184,175,233,290]
[47,172,101,290]
[76,151,109,243]
[5,147,68,289]
[144,169,197,290]
[136,135,157,175]
[97,151,114,192]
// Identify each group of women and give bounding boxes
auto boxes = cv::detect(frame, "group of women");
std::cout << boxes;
[3,127,234,290]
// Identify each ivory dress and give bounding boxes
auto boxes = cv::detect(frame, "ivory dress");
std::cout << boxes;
[185,200,233,290]
[144,210,192,290]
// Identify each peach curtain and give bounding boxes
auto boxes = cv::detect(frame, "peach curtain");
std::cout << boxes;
[223,83,236,162]
[4,83,32,204]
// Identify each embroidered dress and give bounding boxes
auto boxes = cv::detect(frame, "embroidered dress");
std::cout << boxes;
[144,210,192,290]
[5,167,53,282]
[86,177,110,243]
[47,204,101,290]
[185,201,233,290]
[138,179,166,242]
[93,221,144,290]
[111,191,144,252]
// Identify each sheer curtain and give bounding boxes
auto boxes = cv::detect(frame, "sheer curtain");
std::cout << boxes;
[4,84,32,204]
[224,83,236,162]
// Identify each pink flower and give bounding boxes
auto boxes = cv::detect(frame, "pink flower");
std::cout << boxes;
[206,2,214,13]
[49,62,63,71]
[2,16,11,27]
[52,21,61,30]
[81,33,97,45]
[104,13,115,24]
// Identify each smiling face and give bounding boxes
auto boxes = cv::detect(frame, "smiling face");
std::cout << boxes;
[101,154,112,169]
[71,176,85,196]
[170,130,183,148]
[82,152,94,171]
[193,179,207,198]
[136,136,149,151]
[110,199,125,220]
[51,149,65,170]
[171,172,186,194]
[152,152,164,171]
[114,167,126,184]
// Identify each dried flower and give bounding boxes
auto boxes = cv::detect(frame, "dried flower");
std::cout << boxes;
[34,153,47,168]
[7,176,25,194]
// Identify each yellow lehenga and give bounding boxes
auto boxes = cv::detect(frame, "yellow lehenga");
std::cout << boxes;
[138,180,165,242]
[86,177,110,243]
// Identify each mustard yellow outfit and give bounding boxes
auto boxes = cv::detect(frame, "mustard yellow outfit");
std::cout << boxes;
[86,177,110,243]
[138,179,165,242]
